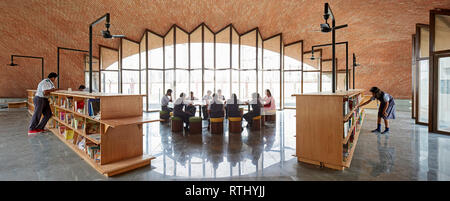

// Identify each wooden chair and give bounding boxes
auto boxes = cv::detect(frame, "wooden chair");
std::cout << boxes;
[171,116,183,132]
[251,115,261,131]
[189,116,202,134]
[210,117,224,134]
[228,117,242,134]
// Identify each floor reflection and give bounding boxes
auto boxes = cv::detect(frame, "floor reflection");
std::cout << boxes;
[142,111,295,178]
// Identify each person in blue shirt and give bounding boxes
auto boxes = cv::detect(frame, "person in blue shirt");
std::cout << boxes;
[359,87,396,134]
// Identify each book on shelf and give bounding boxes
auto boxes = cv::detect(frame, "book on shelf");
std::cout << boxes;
[86,143,101,162]
[88,133,101,142]
[59,125,66,136]
[344,122,349,138]
[72,117,84,130]
[66,97,74,109]
[88,99,100,118]
[64,129,74,140]
[74,100,85,114]
[77,137,86,150]
[85,119,100,134]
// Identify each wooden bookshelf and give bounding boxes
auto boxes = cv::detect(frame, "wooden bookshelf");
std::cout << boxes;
[26,89,161,176]
[292,89,366,170]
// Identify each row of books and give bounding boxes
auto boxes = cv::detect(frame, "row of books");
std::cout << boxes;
[58,125,74,141]
[343,94,362,116]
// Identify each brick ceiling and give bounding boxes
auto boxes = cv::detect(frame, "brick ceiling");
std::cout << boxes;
[1,0,450,98]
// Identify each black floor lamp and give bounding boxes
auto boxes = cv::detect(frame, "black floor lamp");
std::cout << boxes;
[318,3,348,93]
[88,13,124,93]
[311,41,349,90]
[57,47,88,88]
[7,55,44,79]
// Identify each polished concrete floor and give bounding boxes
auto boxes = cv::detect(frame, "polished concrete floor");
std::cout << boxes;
[1,104,450,181]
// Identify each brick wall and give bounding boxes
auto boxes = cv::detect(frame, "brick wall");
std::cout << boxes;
[1,0,449,98]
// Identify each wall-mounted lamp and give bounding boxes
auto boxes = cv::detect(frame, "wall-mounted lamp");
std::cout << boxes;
[7,55,44,79]
[88,13,125,93]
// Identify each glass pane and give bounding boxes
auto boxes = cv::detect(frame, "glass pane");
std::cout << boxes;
[165,70,174,97]
[241,30,257,69]
[190,70,202,98]
[240,70,256,101]
[101,71,119,93]
[141,68,146,109]
[322,72,332,92]
[337,71,347,91]
[175,27,188,69]
[204,27,214,69]
[216,26,230,69]
[231,70,239,96]
[258,31,262,70]
[263,71,281,109]
[165,28,174,69]
[232,28,239,69]
[303,72,320,93]
[100,47,118,70]
[418,60,429,123]
[263,35,281,70]
[176,70,189,96]
[204,69,214,95]
[284,71,301,108]
[258,70,263,95]
[122,39,139,70]
[284,42,302,70]
[216,69,230,98]
[438,56,450,132]
[122,70,139,94]
[148,32,164,69]
[303,52,320,71]
[84,71,99,92]
[420,26,429,58]
[322,60,332,72]
[84,55,100,71]
[190,26,202,69]
[435,15,450,52]
[149,70,163,110]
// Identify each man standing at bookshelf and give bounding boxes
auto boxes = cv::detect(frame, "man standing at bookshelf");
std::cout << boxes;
[28,72,59,135]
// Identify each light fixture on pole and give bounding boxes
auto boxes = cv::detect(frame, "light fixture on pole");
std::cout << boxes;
[88,13,125,93]
[320,3,348,93]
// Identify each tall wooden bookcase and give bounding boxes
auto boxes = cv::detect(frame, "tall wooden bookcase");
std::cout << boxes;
[27,90,160,176]
[293,89,366,170]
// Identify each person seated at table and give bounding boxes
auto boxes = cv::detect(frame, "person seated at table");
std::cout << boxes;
[207,93,224,129]
[174,92,195,131]
[161,89,173,112]
[202,90,213,120]
[217,89,226,102]
[187,91,199,101]
[243,92,262,128]
[226,93,243,118]
[262,89,276,115]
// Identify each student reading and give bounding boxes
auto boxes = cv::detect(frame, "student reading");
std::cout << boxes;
[359,86,396,134]
[28,72,59,135]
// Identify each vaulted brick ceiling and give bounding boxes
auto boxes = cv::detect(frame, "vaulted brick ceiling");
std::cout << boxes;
[1,0,449,98]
